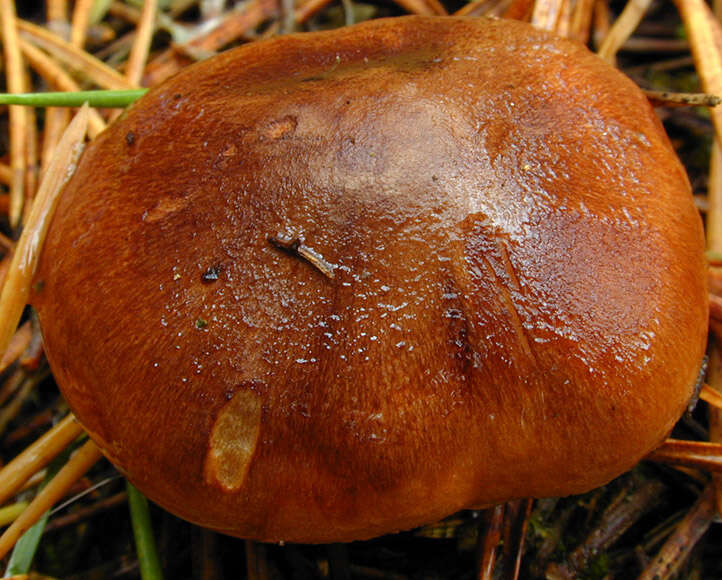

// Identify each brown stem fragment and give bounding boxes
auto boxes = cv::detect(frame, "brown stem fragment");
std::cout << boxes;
[546,479,664,579]
[268,233,336,279]
[477,499,532,580]
[647,439,722,472]
[638,484,717,580]
[644,90,721,107]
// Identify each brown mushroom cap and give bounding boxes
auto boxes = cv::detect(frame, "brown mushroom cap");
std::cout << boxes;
[33,15,707,543]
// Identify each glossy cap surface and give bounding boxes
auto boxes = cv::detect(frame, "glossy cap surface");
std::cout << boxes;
[34,16,708,542]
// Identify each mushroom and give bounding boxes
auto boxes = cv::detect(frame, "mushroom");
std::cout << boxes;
[31,15,708,543]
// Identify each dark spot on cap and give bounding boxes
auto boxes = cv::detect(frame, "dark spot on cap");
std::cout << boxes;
[125,131,135,146]
[201,265,222,283]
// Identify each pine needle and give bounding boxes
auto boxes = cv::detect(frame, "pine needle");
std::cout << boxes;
[0,502,28,528]
[125,0,158,86]
[0,414,83,507]
[0,439,103,560]
[0,104,88,358]
[0,0,27,228]
[17,19,135,90]
[597,0,654,62]
[3,451,69,578]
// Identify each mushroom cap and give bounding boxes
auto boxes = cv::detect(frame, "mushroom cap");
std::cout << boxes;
[33,16,707,543]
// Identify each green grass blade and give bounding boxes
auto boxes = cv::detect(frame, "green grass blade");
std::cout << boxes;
[3,511,50,577]
[0,89,148,108]
[126,480,164,580]
[3,450,69,577]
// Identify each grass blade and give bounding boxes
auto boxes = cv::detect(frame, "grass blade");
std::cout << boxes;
[126,481,164,580]
[3,450,68,577]
[0,89,147,108]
